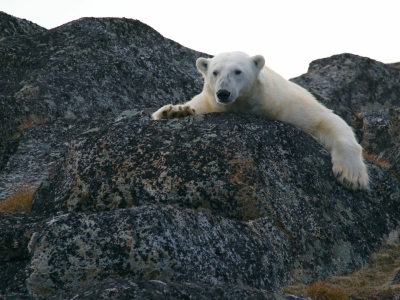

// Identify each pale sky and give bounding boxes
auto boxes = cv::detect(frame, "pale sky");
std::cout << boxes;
[2,0,399,79]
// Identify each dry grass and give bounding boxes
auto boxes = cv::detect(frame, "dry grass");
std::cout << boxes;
[0,185,36,213]
[283,238,400,299]
[306,281,348,300]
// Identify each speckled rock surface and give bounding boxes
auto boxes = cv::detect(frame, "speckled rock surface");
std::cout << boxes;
[43,278,298,300]
[291,53,400,186]
[27,112,400,296]
[28,206,286,293]
[0,213,46,297]
[0,12,209,199]
[0,119,94,198]
[354,107,400,175]
[1,12,400,300]
[291,53,400,124]
[0,11,47,38]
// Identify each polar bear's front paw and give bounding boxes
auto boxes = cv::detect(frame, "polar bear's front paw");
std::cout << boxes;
[152,105,196,120]
[332,158,369,191]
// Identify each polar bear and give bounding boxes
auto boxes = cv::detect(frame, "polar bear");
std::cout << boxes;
[152,52,369,190]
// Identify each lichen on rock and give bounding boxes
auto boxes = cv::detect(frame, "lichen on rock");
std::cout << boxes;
[1,11,400,300]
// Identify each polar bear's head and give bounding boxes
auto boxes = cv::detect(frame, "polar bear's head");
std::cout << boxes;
[196,52,265,105]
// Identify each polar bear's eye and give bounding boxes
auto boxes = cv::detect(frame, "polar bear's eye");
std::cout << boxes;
[213,71,218,76]
[235,70,242,75]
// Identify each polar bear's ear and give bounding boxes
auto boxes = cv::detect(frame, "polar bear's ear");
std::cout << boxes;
[251,55,265,71]
[196,57,209,76]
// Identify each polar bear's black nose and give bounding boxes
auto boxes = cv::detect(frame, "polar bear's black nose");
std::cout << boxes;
[217,89,231,102]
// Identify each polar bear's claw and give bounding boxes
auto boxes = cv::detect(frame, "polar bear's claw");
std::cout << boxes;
[332,160,369,191]
[152,105,196,120]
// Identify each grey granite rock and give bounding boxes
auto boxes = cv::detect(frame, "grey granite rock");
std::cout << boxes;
[0,213,46,297]
[43,278,298,300]
[291,53,400,124]
[1,12,400,300]
[0,11,47,38]
[27,112,400,296]
[0,13,209,199]
[354,106,400,175]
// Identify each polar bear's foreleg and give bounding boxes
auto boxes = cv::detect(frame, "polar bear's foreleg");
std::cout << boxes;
[152,93,215,120]
[152,104,196,120]
[310,114,369,190]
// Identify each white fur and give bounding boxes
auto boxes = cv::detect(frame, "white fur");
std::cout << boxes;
[152,52,369,190]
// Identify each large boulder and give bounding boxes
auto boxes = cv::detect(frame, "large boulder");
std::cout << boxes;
[291,53,400,124]
[0,12,209,199]
[291,52,400,189]
[0,12,399,299]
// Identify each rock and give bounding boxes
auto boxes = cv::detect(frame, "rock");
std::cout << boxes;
[389,62,400,70]
[0,119,93,199]
[0,11,47,38]
[393,271,400,284]
[0,213,46,297]
[43,278,302,300]
[0,13,209,198]
[291,53,400,124]
[291,53,400,185]
[1,12,400,300]
[27,206,286,294]
[353,106,400,175]
[28,112,400,296]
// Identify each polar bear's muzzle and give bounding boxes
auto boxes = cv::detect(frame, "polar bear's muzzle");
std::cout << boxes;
[216,89,232,104]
